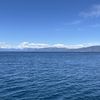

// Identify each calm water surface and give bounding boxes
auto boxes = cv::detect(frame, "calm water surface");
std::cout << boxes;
[0,52,100,100]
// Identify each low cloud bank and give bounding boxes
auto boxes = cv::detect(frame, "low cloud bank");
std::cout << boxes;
[0,42,99,49]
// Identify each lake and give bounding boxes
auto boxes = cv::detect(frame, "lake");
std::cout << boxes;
[0,52,100,100]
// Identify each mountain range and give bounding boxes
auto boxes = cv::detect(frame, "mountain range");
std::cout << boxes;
[0,46,100,52]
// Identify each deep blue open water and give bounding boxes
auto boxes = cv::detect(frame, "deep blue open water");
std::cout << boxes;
[0,52,100,100]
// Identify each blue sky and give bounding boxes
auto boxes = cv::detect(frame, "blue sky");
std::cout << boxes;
[0,0,100,48]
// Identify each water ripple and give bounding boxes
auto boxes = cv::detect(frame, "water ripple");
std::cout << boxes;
[0,52,100,100]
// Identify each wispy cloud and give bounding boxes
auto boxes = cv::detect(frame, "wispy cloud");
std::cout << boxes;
[80,4,100,18]
[0,42,99,49]
[0,42,12,48]
[18,42,49,49]
[88,23,100,28]
[64,20,81,25]
[56,20,82,32]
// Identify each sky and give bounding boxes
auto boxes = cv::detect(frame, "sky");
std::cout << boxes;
[0,0,100,48]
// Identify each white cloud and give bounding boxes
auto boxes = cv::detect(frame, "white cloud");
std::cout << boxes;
[52,43,97,49]
[0,42,12,48]
[52,44,67,48]
[0,42,99,49]
[17,42,100,49]
[80,4,100,17]
[18,42,49,49]
[18,42,86,49]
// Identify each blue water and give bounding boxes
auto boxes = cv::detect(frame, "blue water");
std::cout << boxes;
[0,52,100,100]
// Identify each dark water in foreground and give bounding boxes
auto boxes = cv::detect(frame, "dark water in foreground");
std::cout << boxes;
[0,52,100,100]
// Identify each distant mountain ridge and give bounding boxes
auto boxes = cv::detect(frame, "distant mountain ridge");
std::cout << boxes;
[0,46,100,52]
